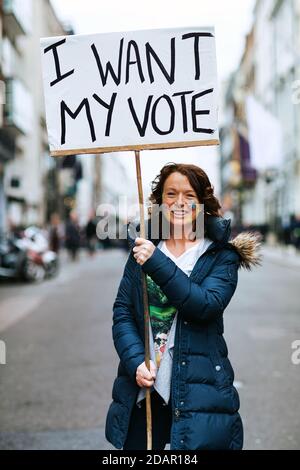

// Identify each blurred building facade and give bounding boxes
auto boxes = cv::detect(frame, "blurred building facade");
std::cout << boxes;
[220,0,300,241]
[98,153,137,225]
[0,0,110,233]
[0,0,33,232]
[0,0,68,232]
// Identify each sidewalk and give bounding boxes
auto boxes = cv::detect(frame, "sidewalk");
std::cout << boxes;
[262,243,300,268]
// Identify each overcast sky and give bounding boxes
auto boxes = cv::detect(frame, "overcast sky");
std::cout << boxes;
[50,0,255,198]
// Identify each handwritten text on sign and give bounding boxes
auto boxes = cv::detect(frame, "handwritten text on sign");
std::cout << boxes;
[40,27,219,155]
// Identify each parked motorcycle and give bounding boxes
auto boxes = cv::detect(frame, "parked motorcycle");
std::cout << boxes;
[23,227,59,279]
[0,228,59,282]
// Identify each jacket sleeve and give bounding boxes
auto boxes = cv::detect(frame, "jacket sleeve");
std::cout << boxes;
[112,252,145,382]
[141,247,239,324]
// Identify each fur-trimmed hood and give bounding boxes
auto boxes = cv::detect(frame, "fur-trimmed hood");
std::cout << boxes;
[229,231,262,270]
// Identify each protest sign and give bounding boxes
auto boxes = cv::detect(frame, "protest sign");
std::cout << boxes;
[41,27,219,156]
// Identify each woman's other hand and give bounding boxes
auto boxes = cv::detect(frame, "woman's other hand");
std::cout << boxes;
[136,360,157,388]
[133,237,155,265]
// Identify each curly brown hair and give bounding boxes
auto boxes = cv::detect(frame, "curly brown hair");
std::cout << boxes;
[147,162,221,240]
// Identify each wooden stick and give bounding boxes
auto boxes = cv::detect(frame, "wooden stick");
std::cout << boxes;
[134,150,152,451]
[50,139,219,157]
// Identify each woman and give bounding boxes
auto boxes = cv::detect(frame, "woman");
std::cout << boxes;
[105,163,261,450]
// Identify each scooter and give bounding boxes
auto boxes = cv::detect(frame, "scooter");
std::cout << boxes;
[23,227,59,279]
[0,228,59,282]
[0,233,45,282]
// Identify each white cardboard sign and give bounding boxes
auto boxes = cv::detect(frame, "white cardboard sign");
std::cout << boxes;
[40,27,219,156]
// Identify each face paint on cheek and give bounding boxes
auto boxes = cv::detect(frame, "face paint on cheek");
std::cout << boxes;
[186,202,201,224]
[190,201,202,215]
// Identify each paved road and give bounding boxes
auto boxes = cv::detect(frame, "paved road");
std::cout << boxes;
[0,247,299,450]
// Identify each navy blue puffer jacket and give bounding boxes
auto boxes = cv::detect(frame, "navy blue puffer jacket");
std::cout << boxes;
[105,216,261,450]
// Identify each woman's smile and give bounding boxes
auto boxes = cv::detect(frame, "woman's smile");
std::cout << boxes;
[171,209,189,218]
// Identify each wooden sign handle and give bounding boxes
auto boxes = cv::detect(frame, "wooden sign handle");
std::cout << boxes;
[134,150,152,451]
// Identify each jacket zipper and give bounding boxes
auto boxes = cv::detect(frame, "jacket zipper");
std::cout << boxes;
[169,243,219,449]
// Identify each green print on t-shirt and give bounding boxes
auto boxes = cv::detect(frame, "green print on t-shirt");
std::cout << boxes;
[146,274,177,368]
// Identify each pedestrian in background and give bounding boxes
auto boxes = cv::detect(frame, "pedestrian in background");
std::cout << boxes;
[49,213,62,255]
[85,210,97,257]
[65,211,81,261]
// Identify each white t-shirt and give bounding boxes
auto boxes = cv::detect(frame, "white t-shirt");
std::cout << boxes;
[157,238,213,276]
[152,237,213,366]
[137,237,213,405]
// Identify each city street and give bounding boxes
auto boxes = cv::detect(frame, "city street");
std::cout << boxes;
[0,247,299,450]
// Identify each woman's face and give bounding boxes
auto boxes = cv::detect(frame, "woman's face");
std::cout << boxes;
[162,172,201,229]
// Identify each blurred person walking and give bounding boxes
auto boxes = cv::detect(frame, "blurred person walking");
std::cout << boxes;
[291,215,300,250]
[65,211,81,261]
[49,213,62,255]
[85,210,97,257]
